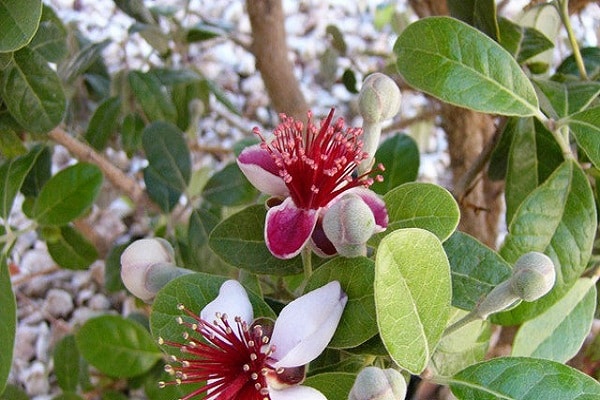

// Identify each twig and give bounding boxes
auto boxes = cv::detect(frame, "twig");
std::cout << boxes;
[48,127,159,212]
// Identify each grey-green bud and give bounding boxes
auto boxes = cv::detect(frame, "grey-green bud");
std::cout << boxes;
[358,73,402,124]
[348,367,407,400]
[322,193,376,257]
[510,252,556,301]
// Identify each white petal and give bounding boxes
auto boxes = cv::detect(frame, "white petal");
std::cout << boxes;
[270,281,347,368]
[200,280,253,325]
[269,385,327,400]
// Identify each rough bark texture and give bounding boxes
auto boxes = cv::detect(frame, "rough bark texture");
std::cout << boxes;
[246,0,308,121]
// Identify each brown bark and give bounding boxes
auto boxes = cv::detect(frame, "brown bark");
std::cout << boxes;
[246,0,309,121]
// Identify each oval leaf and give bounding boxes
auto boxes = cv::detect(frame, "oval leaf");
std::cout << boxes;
[84,96,121,150]
[53,334,80,392]
[1,47,66,133]
[46,225,99,270]
[306,257,377,349]
[444,231,511,311]
[382,182,459,242]
[395,16,539,116]
[32,163,103,226]
[129,70,177,122]
[0,0,42,52]
[566,106,600,171]
[450,357,600,399]
[208,205,304,276]
[0,256,16,394]
[371,133,420,195]
[375,228,452,374]
[202,163,258,206]
[76,315,162,378]
[512,278,596,362]
[304,372,356,400]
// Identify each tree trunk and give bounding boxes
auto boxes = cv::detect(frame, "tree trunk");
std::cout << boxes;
[246,0,308,121]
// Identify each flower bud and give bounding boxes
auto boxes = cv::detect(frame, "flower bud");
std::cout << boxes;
[322,194,376,257]
[510,252,556,301]
[474,280,520,320]
[358,73,402,124]
[120,238,190,302]
[348,367,407,400]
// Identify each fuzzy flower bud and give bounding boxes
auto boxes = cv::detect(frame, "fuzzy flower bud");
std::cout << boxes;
[348,367,407,400]
[357,73,401,173]
[510,252,556,301]
[120,238,191,302]
[358,73,402,124]
[322,193,376,257]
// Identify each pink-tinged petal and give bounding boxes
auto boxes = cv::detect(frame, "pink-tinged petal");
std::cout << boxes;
[237,144,289,196]
[265,197,318,259]
[269,385,327,400]
[270,281,348,368]
[346,187,388,231]
[200,280,253,326]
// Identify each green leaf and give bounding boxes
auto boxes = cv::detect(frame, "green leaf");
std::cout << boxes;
[53,335,80,392]
[186,208,232,275]
[76,315,162,378]
[1,46,65,133]
[512,278,596,362]
[121,113,145,154]
[46,225,99,270]
[394,16,539,116]
[504,117,564,224]
[142,121,191,212]
[450,357,600,399]
[84,96,121,150]
[150,273,275,347]
[104,243,127,293]
[306,257,377,348]
[430,308,491,377]
[28,5,68,62]
[52,393,85,400]
[382,182,460,242]
[32,163,103,226]
[534,79,600,119]
[447,0,499,40]
[20,144,51,197]
[0,145,45,219]
[0,384,27,400]
[113,0,154,24]
[202,163,258,206]
[0,129,26,158]
[130,23,169,55]
[129,70,177,122]
[566,106,600,170]
[60,39,110,84]
[556,47,600,79]
[186,23,222,43]
[0,0,42,52]
[208,205,304,276]
[375,228,452,374]
[0,256,16,394]
[495,160,597,325]
[444,231,511,311]
[304,372,356,400]
[371,133,419,195]
[497,17,554,64]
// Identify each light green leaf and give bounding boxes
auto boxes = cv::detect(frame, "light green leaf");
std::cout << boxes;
[375,228,452,374]
[533,79,600,119]
[371,133,419,195]
[566,106,600,170]
[0,256,16,394]
[304,372,356,400]
[76,315,162,378]
[142,122,191,212]
[1,46,65,133]
[495,160,596,325]
[208,205,304,276]
[150,273,275,348]
[381,182,460,242]
[0,0,42,52]
[450,357,600,399]
[430,308,491,377]
[306,257,377,348]
[394,16,539,116]
[32,163,103,226]
[512,278,596,362]
[53,335,80,392]
[498,17,554,64]
[46,225,99,270]
[444,231,511,311]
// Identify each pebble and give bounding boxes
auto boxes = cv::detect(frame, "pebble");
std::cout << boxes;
[20,361,50,396]
[43,289,74,318]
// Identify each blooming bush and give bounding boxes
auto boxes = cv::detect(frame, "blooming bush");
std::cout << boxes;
[2,1,600,400]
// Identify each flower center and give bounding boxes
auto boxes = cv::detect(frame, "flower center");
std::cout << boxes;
[254,108,383,210]
[158,305,275,400]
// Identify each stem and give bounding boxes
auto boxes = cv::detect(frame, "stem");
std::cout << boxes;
[442,310,480,337]
[555,0,589,80]
[301,246,312,280]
